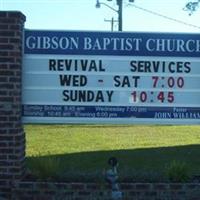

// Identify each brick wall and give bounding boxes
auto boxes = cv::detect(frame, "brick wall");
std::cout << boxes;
[0,11,26,198]
[12,181,200,200]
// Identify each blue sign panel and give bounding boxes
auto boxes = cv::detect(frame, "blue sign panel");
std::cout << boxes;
[22,104,200,121]
[24,30,200,57]
[22,30,200,124]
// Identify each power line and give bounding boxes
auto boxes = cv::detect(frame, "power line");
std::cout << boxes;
[129,3,200,30]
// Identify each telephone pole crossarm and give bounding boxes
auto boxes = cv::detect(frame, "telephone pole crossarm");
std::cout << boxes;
[95,0,135,31]
[104,17,118,31]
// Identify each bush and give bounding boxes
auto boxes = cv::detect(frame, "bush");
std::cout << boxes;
[119,167,166,183]
[27,155,62,180]
[165,160,190,182]
[27,157,192,183]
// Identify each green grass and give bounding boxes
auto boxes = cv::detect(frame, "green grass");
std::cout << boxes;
[25,125,200,182]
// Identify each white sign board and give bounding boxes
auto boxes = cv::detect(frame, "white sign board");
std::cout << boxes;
[22,30,200,124]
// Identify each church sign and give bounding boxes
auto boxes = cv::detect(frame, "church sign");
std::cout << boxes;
[22,30,200,124]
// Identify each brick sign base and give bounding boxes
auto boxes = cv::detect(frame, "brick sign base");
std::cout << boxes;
[0,11,26,198]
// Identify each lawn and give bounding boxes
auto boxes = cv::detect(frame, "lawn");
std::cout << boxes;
[25,125,200,182]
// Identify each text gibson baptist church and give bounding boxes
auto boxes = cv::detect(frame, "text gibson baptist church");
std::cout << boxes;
[25,32,200,55]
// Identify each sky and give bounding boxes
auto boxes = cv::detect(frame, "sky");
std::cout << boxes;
[1,0,200,33]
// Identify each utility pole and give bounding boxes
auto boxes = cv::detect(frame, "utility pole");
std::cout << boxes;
[117,0,123,31]
[96,0,134,31]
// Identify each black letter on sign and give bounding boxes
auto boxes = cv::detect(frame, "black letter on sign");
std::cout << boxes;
[49,59,56,71]
[63,90,69,101]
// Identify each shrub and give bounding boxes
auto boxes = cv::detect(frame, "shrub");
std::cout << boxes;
[165,160,190,182]
[27,155,62,180]
[58,169,105,183]
[120,167,166,183]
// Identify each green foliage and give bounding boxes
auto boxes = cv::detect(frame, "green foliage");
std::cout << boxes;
[165,160,190,182]
[120,167,166,182]
[27,154,62,180]
[58,169,105,183]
